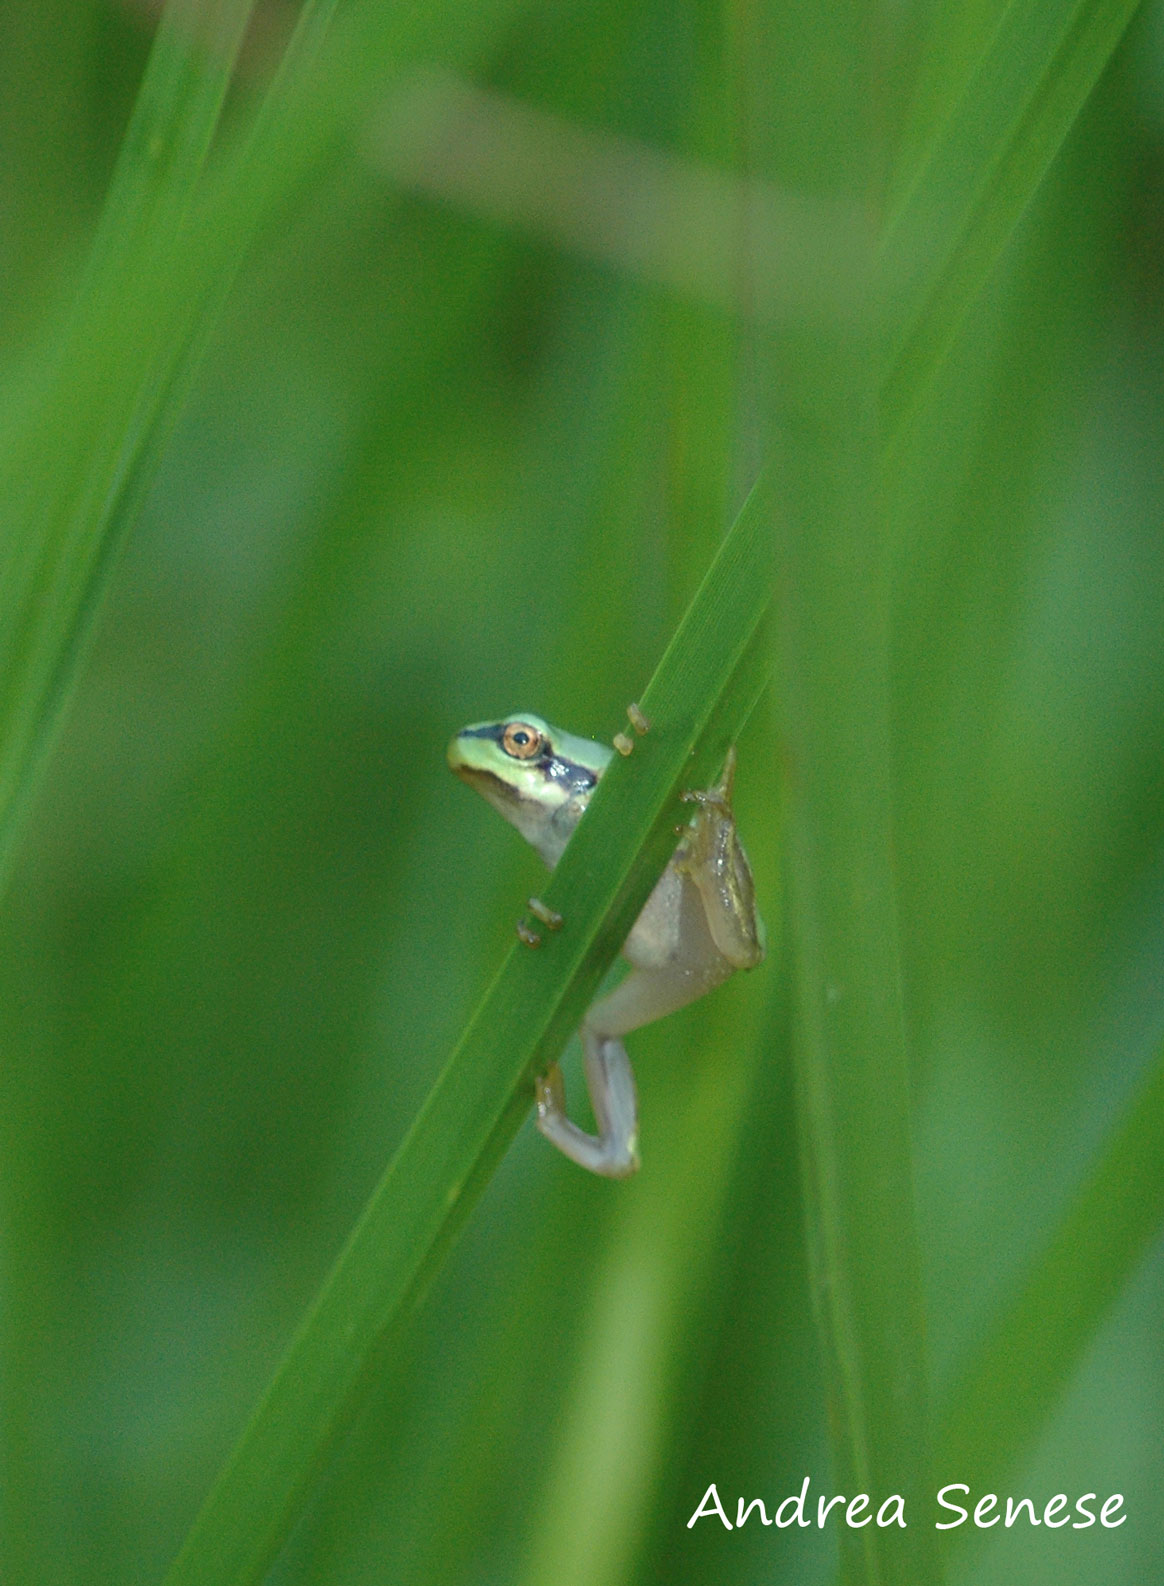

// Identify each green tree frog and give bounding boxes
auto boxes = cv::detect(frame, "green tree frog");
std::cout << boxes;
[447,714,765,1178]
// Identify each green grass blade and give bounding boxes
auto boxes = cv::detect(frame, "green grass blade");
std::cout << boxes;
[939,1042,1164,1498]
[0,0,530,894]
[0,0,258,876]
[80,0,257,285]
[159,477,775,1586]
[875,0,1152,1529]
[774,428,939,1586]
[758,0,940,1579]
[882,0,1145,436]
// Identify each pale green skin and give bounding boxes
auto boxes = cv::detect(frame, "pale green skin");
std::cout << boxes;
[447,714,765,1178]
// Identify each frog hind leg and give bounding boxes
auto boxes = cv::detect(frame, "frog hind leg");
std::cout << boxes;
[531,890,707,1179]
[534,1032,640,1178]
[538,939,721,1178]
[533,747,764,1178]
[678,750,766,970]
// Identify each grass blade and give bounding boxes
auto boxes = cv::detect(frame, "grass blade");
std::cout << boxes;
[882,0,1145,436]
[755,0,940,1579]
[874,0,1151,1539]
[0,0,530,892]
[775,406,939,1586]
[0,0,258,874]
[159,477,775,1586]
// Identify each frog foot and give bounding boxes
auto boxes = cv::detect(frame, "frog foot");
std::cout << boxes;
[680,744,737,811]
[528,896,563,929]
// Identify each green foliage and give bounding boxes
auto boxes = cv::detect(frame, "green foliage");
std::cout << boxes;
[0,2,1161,1586]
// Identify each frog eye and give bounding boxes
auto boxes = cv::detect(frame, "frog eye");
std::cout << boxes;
[502,722,544,759]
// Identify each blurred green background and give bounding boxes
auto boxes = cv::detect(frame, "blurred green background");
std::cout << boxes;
[1,1,1162,1584]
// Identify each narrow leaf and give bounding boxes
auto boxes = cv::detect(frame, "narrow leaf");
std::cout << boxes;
[0,0,258,872]
[0,0,529,889]
[882,0,1145,435]
[160,478,775,1586]
[760,0,940,1579]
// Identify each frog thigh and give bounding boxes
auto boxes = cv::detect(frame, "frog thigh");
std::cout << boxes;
[684,814,766,970]
[592,875,733,1040]
[621,865,685,970]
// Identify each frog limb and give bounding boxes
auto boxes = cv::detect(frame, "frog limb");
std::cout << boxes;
[534,753,763,1175]
[534,1038,640,1178]
[534,843,744,1179]
[528,896,563,929]
[676,747,765,969]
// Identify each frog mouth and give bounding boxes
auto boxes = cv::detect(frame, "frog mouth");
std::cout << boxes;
[449,763,508,795]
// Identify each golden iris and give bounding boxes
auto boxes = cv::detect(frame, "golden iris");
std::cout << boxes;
[502,722,543,759]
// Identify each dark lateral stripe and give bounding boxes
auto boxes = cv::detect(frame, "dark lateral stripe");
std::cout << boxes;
[455,726,598,793]
[550,758,596,790]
